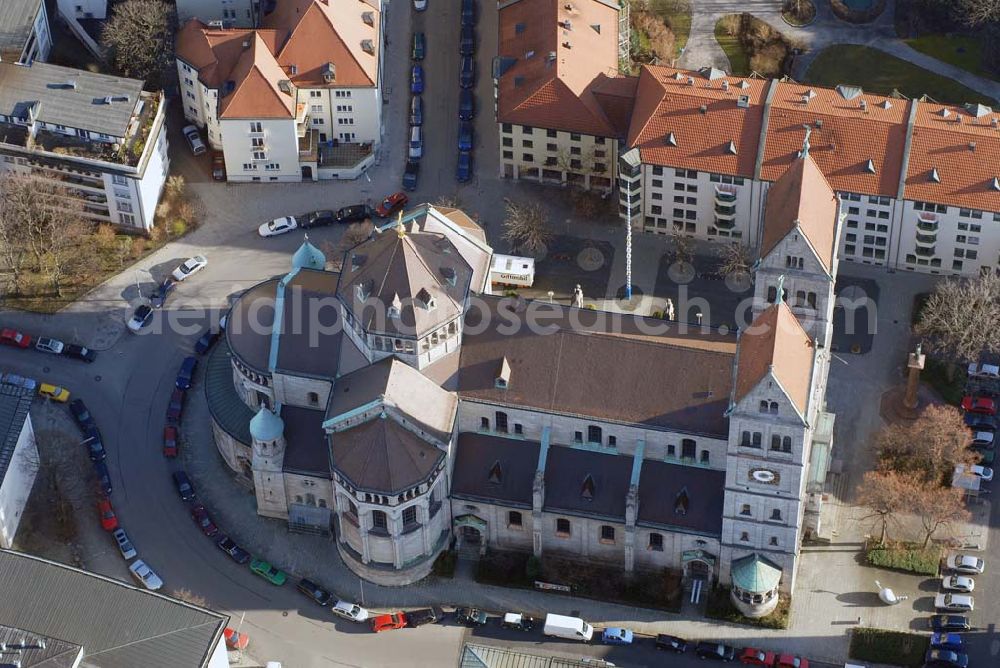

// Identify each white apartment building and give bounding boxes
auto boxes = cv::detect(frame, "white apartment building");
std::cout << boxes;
[176,0,384,183]
[0,383,37,550]
[55,0,107,20]
[0,61,169,231]
[0,0,52,64]
[176,0,259,28]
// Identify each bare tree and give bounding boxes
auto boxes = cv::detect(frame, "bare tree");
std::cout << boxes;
[856,470,918,546]
[913,484,971,548]
[715,242,753,278]
[955,0,1000,25]
[668,227,694,269]
[101,0,177,89]
[876,405,976,485]
[434,194,463,209]
[324,221,374,271]
[502,199,553,255]
[915,272,1000,369]
[41,220,94,297]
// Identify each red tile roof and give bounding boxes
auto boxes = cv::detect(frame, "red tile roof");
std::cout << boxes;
[760,82,911,197]
[627,65,768,178]
[760,154,840,274]
[903,101,1000,212]
[497,0,620,136]
[219,33,296,119]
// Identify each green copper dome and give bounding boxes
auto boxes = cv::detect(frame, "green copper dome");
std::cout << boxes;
[250,406,284,442]
[292,236,326,270]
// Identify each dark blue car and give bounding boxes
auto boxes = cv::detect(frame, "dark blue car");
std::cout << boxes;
[195,329,220,355]
[410,64,424,95]
[460,55,476,89]
[456,151,472,183]
[460,25,475,56]
[150,279,175,309]
[930,633,964,652]
[461,0,476,26]
[175,356,198,390]
[93,461,112,495]
[459,89,474,120]
[403,160,419,191]
[83,429,106,463]
[458,121,473,151]
[173,470,196,502]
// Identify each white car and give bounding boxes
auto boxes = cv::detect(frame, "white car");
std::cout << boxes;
[258,216,298,237]
[942,575,975,593]
[413,0,427,10]
[182,125,206,156]
[171,255,208,282]
[126,304,153,333]
[112,528,137,560]
[35,337,64,354]
[969,362,1000,379]
[948,554,985,574]
[972,431,995,448]
[331,599,369,622]
[129,559,163,591]
[934,593,974,612]
[970,464,994,481]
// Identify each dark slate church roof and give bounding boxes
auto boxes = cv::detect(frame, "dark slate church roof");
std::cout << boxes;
[450,432,540,508]
[543,446,633,521]
[637,460,725,535]
[330,417,444,494]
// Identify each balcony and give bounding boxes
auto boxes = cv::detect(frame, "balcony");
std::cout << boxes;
[916,220,939,233]
[917,211,938,224]
[915,232,937,246]
[714,216,737,230]
[915,245,936,257]
[714,203,737,219]
[715,183,738,204]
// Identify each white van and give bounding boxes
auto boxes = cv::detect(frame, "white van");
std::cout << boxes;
[542,613,593,641]
[408,126,423,160]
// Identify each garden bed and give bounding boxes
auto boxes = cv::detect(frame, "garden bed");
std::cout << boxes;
[714,13,797,77]
[782,0,816,27]
[704,585,791,629]
[849,628,929,668]
[865,540,942,575]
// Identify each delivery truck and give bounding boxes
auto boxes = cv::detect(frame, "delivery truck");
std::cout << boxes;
[543,613,593,641]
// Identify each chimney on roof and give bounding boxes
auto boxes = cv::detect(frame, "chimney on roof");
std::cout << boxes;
[665,131,677,146]
[361,39,375,54]
[687,77,695,86]
[560,19,572,29]
[562,41,572,48]
[673,72,685,81]
[699,104,707,114]
[859,99,868,112]
[815,119,823,128]
[242,39,250,49]
[801,93,810,105]
[969,141,977,152]
[722,80,729,92]
[737,95,750,109]
[993,118,999,128]
[277,79,292,94]
[495,357,512,389]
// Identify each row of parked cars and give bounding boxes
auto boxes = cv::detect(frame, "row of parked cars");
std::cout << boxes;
[256,194,411,239]
[454,0,476,183]
[1,328,97,363]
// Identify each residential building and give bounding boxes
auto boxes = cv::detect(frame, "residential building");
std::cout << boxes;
[55,0,107,20]
[0,61,169,231]
[206,180,837,615]
[0,0,51,64]
[176,0,384,182]
[495,0,630,193]
[0,548,230,667]
[176,0,259,28]
[0,384,37,550]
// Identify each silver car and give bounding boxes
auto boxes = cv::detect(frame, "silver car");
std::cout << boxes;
[35,337,64,354]
[331,599,369,622]
[129,559,163,591]
[112,528,137,560]
[948,554,985,574]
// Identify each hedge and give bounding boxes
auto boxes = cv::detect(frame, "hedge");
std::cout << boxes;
[865,542,941,575]
[850,628,929,667]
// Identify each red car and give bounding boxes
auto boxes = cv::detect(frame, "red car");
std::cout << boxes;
[962,395,997,415]
[740,648,776,666]
[776,655,809,668]
[224,627,250,650]
[0,328,31,348]
[371,612,407,632]
[375,192,408,217]
[190,503,218,537]
[97,495,119,531]
[163,425,179,457]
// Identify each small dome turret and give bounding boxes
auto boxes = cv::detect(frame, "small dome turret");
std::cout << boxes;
[292,235,326,271]
[250,405,284,442]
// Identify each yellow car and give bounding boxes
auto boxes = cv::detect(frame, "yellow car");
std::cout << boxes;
[38,383,70,402]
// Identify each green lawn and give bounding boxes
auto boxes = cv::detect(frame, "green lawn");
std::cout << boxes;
[715,16,749,76]
[805,45,996,105]
[650,0,692,51]
[905,33,987,78]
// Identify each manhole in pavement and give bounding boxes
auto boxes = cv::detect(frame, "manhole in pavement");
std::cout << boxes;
[94,375,102,382]
[577,247,605,271]
[282,611,289,617]
[42,366,50,373]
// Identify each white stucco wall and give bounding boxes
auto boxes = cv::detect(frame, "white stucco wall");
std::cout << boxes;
[0,415,38,549]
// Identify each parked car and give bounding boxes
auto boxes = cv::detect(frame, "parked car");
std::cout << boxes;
[403,161,419,191]
[961,395,996,415]
[460,24,475,56]
[35,337,64,354]
[695,642,737,661]
[969,362,1000,378]
[296,578,332,606]
[460,55,476,89]
[740,648,776,665]
[127,304,154,333]
[182,125,206,156]
[249,558,287,585]
[150,279,176,308]
[461,0,476,26]
[83,433,106,463]
[410,64,424,94]
[934,593,974,612]
[172,470,196,501]
[211,151,226,181]
[224,628,250,651]
[70,398,95,431]
[195,329,221,354]
[413,0,427,10]
[458,121,473,151]
[172,256,208,282]
[775,654,809,668]
[456,151,472,182]
[112,527,137,560]
[942,575,975,592]
[129,559,164,590]
[601,627,633,645]
[407,607,441,627]
[965,413,996,430]
[258,216,298,237]
[412,31,425,60]
[929,615,971,632]
[978,448,996,465]
[336,204,372,223]
[924,649,969,668]
[175,356,198,390]
[459,89,474,120]
[62,343,97,363]
[501,613,536,631]
[410,95,423,126]
[371,612,407,632]
[948,554,985,574]
[376,192,409,218]
[331,599,369,622]
[215,535,251,564]
[166,388,185,422]
[655,634,688,653]
[163,424,178,457]
[93,461,112,495]
[930,633,964,652]
[38,383,70,402]
[190,503,219,537]
[0,328,31,348]
[1,373,36,390]
[971,430,995,448]
[97,495,118,531]
[300,210,336,228]
[454,607,487,627]
[408,126,423,160]
[970,463,994,481]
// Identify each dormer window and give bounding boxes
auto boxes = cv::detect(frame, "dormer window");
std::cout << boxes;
[495,357,511,389]
[416,287,435,311]
[674,487,689,516]
[389,293,402,319]
[581,474,595,501]
[488,460,503,484]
